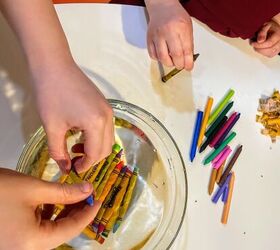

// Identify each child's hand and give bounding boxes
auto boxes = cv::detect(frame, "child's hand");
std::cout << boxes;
[0,167,101,250]
[32,61,114,173]
[251,20,280,57]
[145,0,194,70]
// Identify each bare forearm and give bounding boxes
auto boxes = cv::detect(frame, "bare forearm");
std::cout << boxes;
[0,0,73,73]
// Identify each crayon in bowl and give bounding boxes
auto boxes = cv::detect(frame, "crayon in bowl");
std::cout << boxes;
[50,143,139,244]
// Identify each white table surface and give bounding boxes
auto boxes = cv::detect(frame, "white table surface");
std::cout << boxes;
[0,4,280,250]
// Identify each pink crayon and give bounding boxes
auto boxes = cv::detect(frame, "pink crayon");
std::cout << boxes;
[212,146,230,165]
[213,147,232,169]
[210,112,237,148]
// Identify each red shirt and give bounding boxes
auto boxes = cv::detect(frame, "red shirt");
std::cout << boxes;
[183,0,280,39]
[54,0,280,39]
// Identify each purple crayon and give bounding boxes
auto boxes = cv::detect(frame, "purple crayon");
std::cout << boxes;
[222,185,229,203]
[212,173,232,203]
[214,113,240,149]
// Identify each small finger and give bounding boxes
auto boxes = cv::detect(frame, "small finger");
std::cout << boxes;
[180,33,194,70]
[166,34,185,70]
[147,35,158,60]
[255,41,280,57]
[252,31,279,49]
[257,23,272,43]
[154,37,174,67]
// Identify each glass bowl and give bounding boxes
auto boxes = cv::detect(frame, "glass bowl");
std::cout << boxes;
[16,99,187,250]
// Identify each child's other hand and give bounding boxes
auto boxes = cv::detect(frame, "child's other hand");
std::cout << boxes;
[32,60,114,173]
[251,20,280,57]
[0,168,101,250]
[146,0,194,70]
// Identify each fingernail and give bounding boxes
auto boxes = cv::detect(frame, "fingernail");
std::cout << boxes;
[80,182,92,193]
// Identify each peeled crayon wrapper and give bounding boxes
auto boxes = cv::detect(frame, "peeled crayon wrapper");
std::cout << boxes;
[98,161,124,202]
[92,167,127,232]
[93,144,122,190]
[114,166,139,233]
[99,166,133,234]
[95,151,123,199]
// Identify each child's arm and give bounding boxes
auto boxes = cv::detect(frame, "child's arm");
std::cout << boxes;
[0,0,114,173]
[250,12,280,58]
[145,0,194,70]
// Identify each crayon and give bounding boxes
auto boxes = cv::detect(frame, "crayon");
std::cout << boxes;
[208,89,235,125]
[213,147,232,169]
[93,144,122,189]
[222,185,229,203]
[210,112,237,147]
[205,102,234,137]
[95,150,123,199]
[214,113,241,149]
[216,161,225,183]
[197,97,214,147]
[98,161,124,202]
[68,170,94,206]
[114,167,139,233]
[208,168,217,195]
[84,159,106,184]
[212,145,229,164]
[221,172,235,224]
[98,166,133,234]
[212,173,232,203]
[190,111,203,162]
[204,132,236,165]
[83,227,105,244]
[92,167,127,232]
[102,208,120,238]
[50,204,64,221]
[218,145,242,186]
[199,116,228,153]
[162,54,200,82]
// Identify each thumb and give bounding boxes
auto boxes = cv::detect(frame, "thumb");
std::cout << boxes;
[46,128,71,172]
[40,201,102,249]
[34,180,93,205]
[257,23,271,43]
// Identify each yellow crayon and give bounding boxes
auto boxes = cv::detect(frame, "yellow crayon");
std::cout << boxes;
[93,144,122,190]
[92,167,127,231]
[83,226,97,239]
[113,167,138,232]
[97,161,124,201]
[98,166,133,233]
[83,159,106,184]
[102,209,120,238]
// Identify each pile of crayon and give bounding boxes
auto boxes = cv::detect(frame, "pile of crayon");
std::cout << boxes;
[256,89,280,142]
[51,143,138,244]
[190,89,243,224]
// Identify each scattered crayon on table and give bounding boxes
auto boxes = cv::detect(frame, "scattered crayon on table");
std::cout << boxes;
[198,97,214,147]
[216,161,225,183]
[204,132,236,165]
[162,54,200,82]
[205,101,234,137]
[208,168,218,195]
[213,146,232,169]
[218,145,242,186]
[199,116,228,153]
[208,89,235,125]
[190,110,203,162]
[212,173,232,203]
[221,172,235,224]
[214,113,240,149]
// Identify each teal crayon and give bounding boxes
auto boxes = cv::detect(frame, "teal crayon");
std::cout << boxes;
[204,132,236,165]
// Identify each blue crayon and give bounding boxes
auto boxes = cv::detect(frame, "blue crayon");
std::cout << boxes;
[222,185,229,203]
[190,111,203,162]
[86,195,94,206]
[212,173,232,203]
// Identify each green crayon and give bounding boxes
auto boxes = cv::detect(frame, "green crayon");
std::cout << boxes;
[93,144,121,190]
